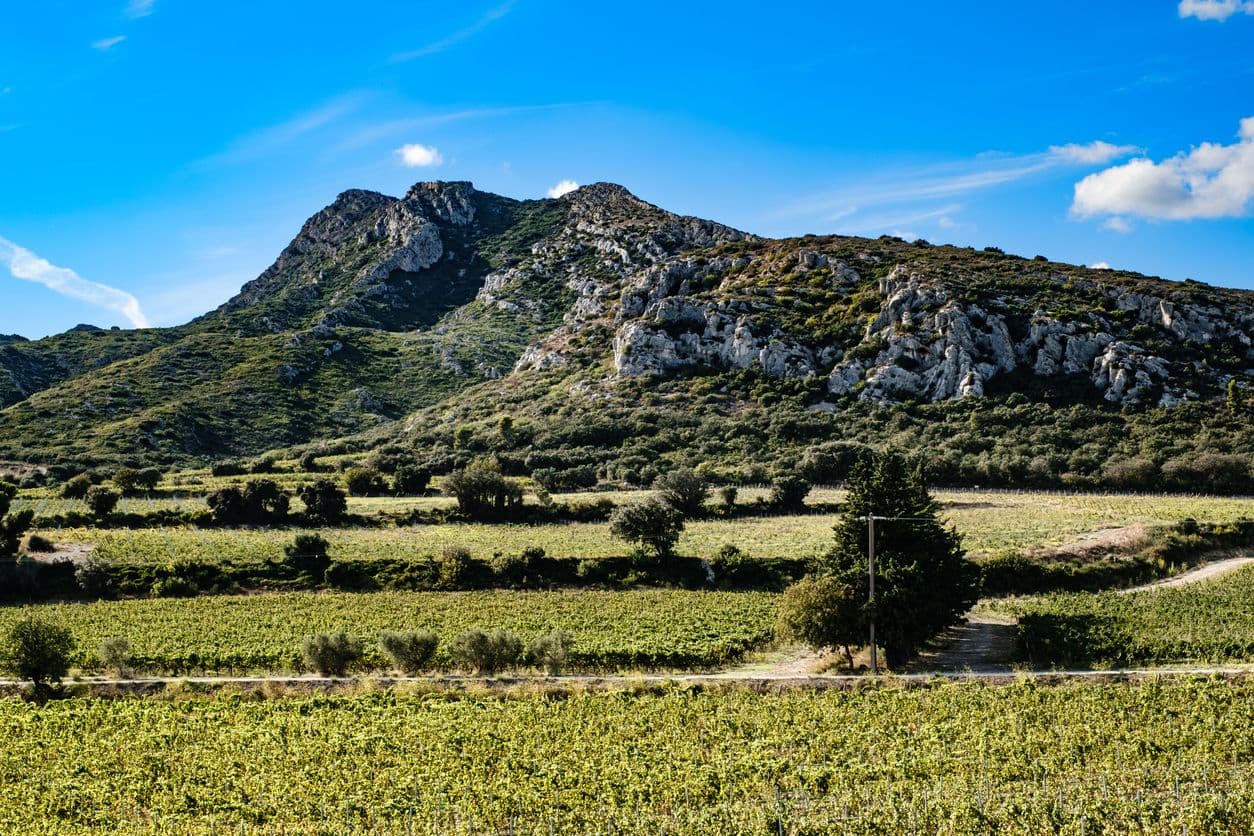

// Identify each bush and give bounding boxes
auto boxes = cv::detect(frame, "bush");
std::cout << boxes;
[298,452,322,472]
[769,475,812,511]
[528,630,573,675]
[437,546,475,589]
[75,554,116,598]
[1,617,76,686]
[609,499,684,558]
[653,468,708,518]
[444,460,524,520]
[298,479,348,523]
[98,637,133,678]
[448,628,523,675]
[61,474,93,500]
[301,632,363,676]
[210,461,246,477]
[151,575,197,598]
[22,533,55,553]
[284,534,331,579]
[718,486,738,510]
[206,486,247,523]
[85,486,120,519]
[392,466,431,496]
[378,630,438,674]
[344,467,389,497]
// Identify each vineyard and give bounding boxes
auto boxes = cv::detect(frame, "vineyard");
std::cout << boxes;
[0,679,1249,833]
[1010,563,1254,668]
[32,490,1253,565]
[0,590,778,674]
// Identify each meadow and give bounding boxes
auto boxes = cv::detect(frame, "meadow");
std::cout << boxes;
[30,489,1253,565]
[0,679,1249,833]
[0,590,778,674]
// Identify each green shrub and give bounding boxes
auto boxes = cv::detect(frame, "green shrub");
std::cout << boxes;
[378,630,438,675]
[609,499,684,558]
[653,468,708,518]
[344,467,389,497]
[98,637,133,678]
[449,628,523,674]
[768,475,812,511]
[21,533,55,553]
[298,479,348,523]
[284,534,331,579]
[75,555,115,598]
[61,474,93,500]
[437,546,475,589]
[301,632,362,676]
[151,575,197,598]
[528,630,573,675]
[85,486,120,519]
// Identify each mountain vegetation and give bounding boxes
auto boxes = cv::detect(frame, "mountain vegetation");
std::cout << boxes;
[0,181,1249,492]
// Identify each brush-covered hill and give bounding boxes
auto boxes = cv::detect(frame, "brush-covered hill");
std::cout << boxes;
[0,181,1250,490]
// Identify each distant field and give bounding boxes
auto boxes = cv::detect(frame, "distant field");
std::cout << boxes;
[0,590,777,674]
[34,490,1252,564]
[1008,563,1254,668]
[0,680,1249,833]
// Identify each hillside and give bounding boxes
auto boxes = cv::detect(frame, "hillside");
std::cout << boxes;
[0,181,1250,489]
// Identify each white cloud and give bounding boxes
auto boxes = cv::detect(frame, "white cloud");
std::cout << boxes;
[396,144,443,167]
[1090,261,1112,270]
[126,0,156,18]
[391,2,515,62]
[1102,217,1134,233]
[1072,116,1254,221]
[546,179,579,198]
[1178,0,1254,21]
[1049,141,1141,165]
[0,236,149,328]
[92,35,126,51]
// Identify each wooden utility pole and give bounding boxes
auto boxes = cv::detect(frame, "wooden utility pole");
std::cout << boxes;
[867,514,877,675]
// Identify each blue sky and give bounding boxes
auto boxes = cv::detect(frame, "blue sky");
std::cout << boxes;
[2,1,1253,337]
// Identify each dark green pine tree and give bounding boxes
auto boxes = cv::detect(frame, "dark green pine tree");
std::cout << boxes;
[821,449,980,668]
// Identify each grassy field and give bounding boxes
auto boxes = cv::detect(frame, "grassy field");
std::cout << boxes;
[1007,563,1254,668]
[0,679,1249,833]
[33,490,1252,565]
[0,590,777,674]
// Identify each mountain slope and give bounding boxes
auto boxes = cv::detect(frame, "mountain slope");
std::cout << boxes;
[0,181,1249,482]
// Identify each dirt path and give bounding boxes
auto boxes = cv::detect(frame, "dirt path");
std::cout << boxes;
[911,613,1020,673]
[1119,554,1254,594]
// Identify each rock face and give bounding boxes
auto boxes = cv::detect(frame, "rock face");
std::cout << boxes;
[572,251,1252,407]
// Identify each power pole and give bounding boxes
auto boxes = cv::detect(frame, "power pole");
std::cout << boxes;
[867,514,877,675]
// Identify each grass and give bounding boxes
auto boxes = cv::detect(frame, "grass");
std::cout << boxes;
[33,489,1253,564]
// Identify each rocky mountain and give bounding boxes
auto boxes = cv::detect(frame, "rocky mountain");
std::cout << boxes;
[0,181,1250,482]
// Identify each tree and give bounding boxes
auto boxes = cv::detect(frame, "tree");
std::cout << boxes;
[0,482,34,557]
[242,479,290,521]
[111,468,144,495]
[443,460,524,520]
[652,468,708,518]
[769,475,812,511]
[344,467,389,497]
[807,449,979,669]
[298,479,348,523]
[393,465,431,496]
[301,632,362,676]
[609,499,684,559]
[777,575,865,670]
[85,486,120,520]
[1,617,76,689]
[284,533,331,579]
[378,630,438,675]
[206,486,248,524]
[61,473,93,500]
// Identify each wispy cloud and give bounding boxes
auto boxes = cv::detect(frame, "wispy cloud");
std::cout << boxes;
[391,2,515,62]
[198,92,369,167]
[126,0,156,18]
[1090,261,1113,269]
[0,236,149,328]
[839,203,963,235]
[1178,0,1254,21]
[778,140,1140,231]
[396,143,443,167]
[1073,116,1254,221]
[92,35,127,51]
[546,179,579,198]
